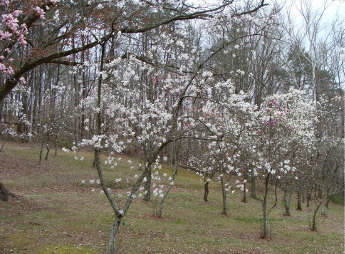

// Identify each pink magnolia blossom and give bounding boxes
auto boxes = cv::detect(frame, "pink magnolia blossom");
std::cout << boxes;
[20,24,28,35]
[0,63,6,71]
[12,10,23,17]
[0,63,14,75]
[18,34,27,45]
[0,30,12,40]
[6,66,13,75]
[19,77,26,84]
[2,14,19,33]
[0,0,11,6]
[34,7,46,19]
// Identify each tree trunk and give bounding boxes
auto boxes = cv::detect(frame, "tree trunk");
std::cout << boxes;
[0,181,9,202]
[321,195,330,216]
[157,148,178,218]
[318,189,322,199]
[39,137,44,164]
[324,189,330,209]
[157,179,174,218]
[306,192,311,207]
[325,196,330,209]
[157,199,164,218]
[108,216,122,254]
[45,135,50,161]
[28,76,35,142]
[204,179,209,202]
[143,167,151,201]
[0,140,5,152]
[250,174,257,199]
[296,191,302,211]
[263,206,270,238]
[261,173,271,238]
[45,147,50,160]
[311,201,322,231]
[283,189,292,216]
[54,134,58,157]
[242,182,247,203]
[220,176,227,215]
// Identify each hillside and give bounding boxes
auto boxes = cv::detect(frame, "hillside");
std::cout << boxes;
[0,142,344,254]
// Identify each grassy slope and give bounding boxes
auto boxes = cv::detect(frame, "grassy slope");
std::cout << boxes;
[0,142,343,254]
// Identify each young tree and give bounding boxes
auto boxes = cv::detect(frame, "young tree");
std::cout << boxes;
[251,89,316,238]
[309,94,344,231]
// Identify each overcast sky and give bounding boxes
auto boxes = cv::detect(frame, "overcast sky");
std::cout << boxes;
[187,0,345,23]
[187,0,344,45]
[276,0,344,24]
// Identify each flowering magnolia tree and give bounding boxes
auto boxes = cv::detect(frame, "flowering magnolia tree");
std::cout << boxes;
[76,11,260,251]
[77,10,274,246]
[247,89,316,238]
[308,94,344,231]
[185,79,257,214]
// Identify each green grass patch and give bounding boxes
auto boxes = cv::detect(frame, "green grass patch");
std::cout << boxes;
[36,244,97,254]
[330,194,344,205]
